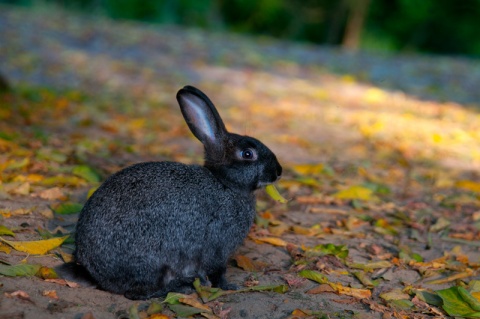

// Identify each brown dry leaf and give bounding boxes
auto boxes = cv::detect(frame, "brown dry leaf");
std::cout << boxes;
[11,182,30,195]
[283,274,307,288]
[291,225,315,236]
[81,312,96,319]
[251,236,287,247]
[268,221,289,236]
[33,187,65,200]
[5,290,31,301]
[45,278,79,288]
[308,207,348,215]
[42,290,58,299]
[234,255,268,272]
[306,284,335,294]
[179,297,212,313]
[147,315,171,319]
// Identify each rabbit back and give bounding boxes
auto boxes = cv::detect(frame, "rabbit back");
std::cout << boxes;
[75,161,256,298]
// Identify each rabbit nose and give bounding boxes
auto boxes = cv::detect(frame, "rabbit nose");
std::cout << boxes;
[276,164,282,178]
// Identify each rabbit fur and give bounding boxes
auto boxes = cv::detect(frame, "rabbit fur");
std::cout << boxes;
[74,85,282,300]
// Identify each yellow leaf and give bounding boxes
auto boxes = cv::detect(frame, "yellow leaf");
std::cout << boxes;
[426,268,475,285]
[328,282,371,299]
[252,237,287,247]
[291,164,324,176]
[0,243,11,254]
[364,88,387,104]
[0,236,69,255]
[456,180,480,193]
[334,185,374,201]
[265,185,288,203]
[471,291,480,302]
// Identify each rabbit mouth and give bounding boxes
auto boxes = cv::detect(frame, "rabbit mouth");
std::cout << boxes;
[257,176,281,188]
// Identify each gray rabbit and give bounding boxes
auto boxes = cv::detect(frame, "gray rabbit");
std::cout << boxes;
[74,86,282,300]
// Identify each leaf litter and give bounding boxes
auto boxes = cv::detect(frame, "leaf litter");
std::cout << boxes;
[1,5,480,319]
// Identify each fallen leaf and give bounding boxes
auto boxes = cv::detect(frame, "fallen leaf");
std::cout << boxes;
[51,202,83,215]
[298,270,328,284]
[81,312,96,319]
[33,187,65,200]
[291,163,326,175]
[0,225,15,236]
[234,255,268,272]
[328,282,372,299]
[334,185,375,201]
[0,263,41,276]
[5,290,31,301]
[380,289,411,301]
[179,297,212,312]
[0,236,69,255]
[72,165,101,183]
[347,260,392,271]
[456,180,480,193]
[42,290,58,299]
[437,286,480,317]
[45,278,79,288]
[168,304,204,317]
[36,266,59,279]
[306,284,335,294]
[251,236,287,247]
[265,184,288,203]
[426,268,475,285]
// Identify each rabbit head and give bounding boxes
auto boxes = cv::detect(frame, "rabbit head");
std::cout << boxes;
[177,85,282,191]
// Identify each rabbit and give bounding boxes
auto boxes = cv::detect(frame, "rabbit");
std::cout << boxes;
[74,85,282,300]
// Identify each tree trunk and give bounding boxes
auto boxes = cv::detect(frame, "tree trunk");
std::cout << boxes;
[342,0,371,51]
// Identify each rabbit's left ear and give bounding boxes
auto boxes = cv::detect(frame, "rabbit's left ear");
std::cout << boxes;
[176,86,228,147]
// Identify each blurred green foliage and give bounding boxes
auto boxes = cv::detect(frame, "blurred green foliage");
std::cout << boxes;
[3,0,480,56]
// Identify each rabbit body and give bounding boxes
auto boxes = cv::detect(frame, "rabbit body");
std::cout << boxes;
[75,86,282,300]
[75,161,255,299]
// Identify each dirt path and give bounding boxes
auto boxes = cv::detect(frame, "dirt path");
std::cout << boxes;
[1,5,480,319]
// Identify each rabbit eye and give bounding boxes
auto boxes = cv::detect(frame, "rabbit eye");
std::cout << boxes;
[241,148,256,160]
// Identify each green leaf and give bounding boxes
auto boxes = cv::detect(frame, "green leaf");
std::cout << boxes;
[388,299,414,310]
[168,304,204,317]
[147,301,164,315]
[0,225,15,237]
[162,292,190,305]
[437,286,480,317]
[129,304,140,319]
[306,243,349,259]
[72,165,100,183]
[347,260,392,271]
[0,263,41,276]
[298,270,328,284]
[239,284,289,294]
[265,184,288,203]
[412,289,443,307]
[51,202,83,215]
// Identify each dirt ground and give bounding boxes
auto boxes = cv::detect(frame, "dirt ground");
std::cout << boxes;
[1,5,480,319]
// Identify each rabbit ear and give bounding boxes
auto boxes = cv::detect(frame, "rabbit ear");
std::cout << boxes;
[176,86,228,146]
